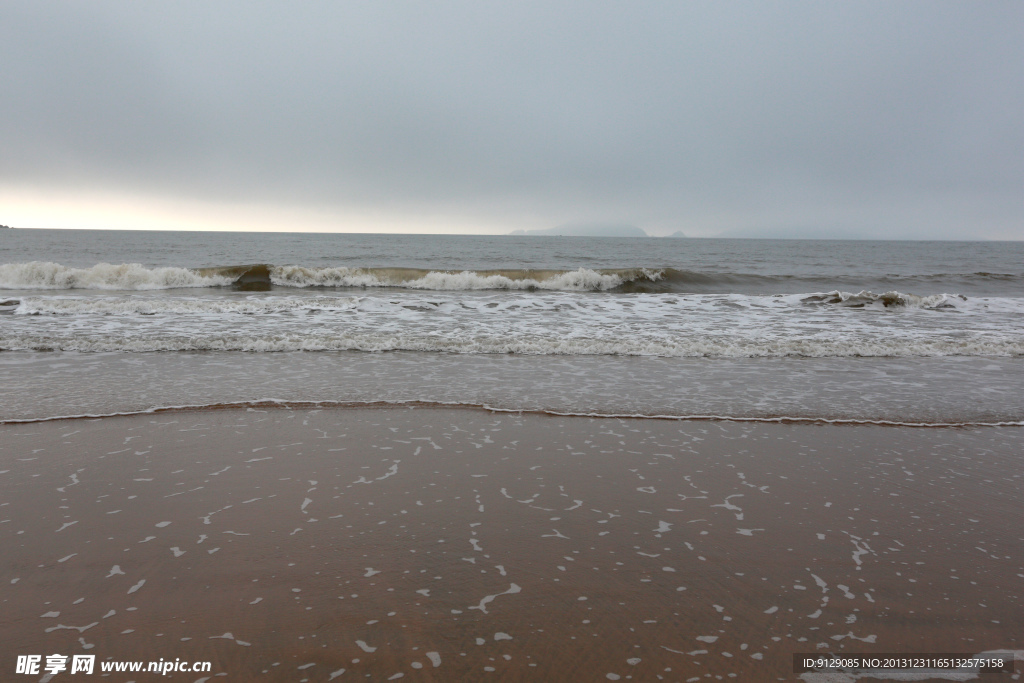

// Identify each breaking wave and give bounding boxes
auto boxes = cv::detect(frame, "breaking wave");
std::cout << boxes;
[0,262,232,290]
[3,261,1022,294]
[267,265,662,291]
[802,290,969,309]
[1,262,666,292]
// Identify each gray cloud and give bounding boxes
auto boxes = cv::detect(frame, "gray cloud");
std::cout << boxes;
[2,1,1021,237]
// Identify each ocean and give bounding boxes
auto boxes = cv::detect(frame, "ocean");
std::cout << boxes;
[1,229,1022,425]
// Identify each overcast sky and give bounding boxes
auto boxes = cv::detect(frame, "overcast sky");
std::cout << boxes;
[2,1,1021,238]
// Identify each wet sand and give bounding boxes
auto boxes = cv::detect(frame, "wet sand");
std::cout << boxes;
[1,407,1021,681]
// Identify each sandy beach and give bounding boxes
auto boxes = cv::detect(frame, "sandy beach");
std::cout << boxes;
[1,406,1021,681]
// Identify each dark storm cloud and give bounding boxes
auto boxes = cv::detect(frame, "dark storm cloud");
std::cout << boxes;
[2,1,1022,237]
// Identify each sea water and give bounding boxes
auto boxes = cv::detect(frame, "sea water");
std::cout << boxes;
[1,229,1022,424]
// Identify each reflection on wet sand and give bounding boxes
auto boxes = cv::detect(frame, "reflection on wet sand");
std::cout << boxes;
[1,407,1021,681]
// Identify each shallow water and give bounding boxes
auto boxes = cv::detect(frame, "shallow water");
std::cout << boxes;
[2,230,1022,424]
[2,352,1024,426]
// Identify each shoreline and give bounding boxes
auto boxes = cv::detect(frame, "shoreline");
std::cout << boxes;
[5,351,1023,428]
[2,407,1022,681]
[3,398,1023,429]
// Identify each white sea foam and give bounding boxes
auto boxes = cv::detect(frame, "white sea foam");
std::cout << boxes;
[1,262,663,292]
[802,290,972,310]
[13,288,1018,318]
[270,266,659,291]
[13,295,360,316]
[0,262,232,290]
[7,285,1022,358]
[1,329,1020,356]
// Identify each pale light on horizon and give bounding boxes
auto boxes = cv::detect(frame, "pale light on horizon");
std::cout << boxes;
[1,185,518,236]
[5,184,1021,241]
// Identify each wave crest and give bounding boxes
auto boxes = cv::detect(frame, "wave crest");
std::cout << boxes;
[1,262,667,292]
[269,266,663,291]
[3,261,1016,296]
[802,290,968,309]
[0,262,233,290]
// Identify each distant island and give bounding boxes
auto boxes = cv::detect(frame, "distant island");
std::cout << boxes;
[509,222,647,237]
[0,224,12,229]
[666,230,688,238]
